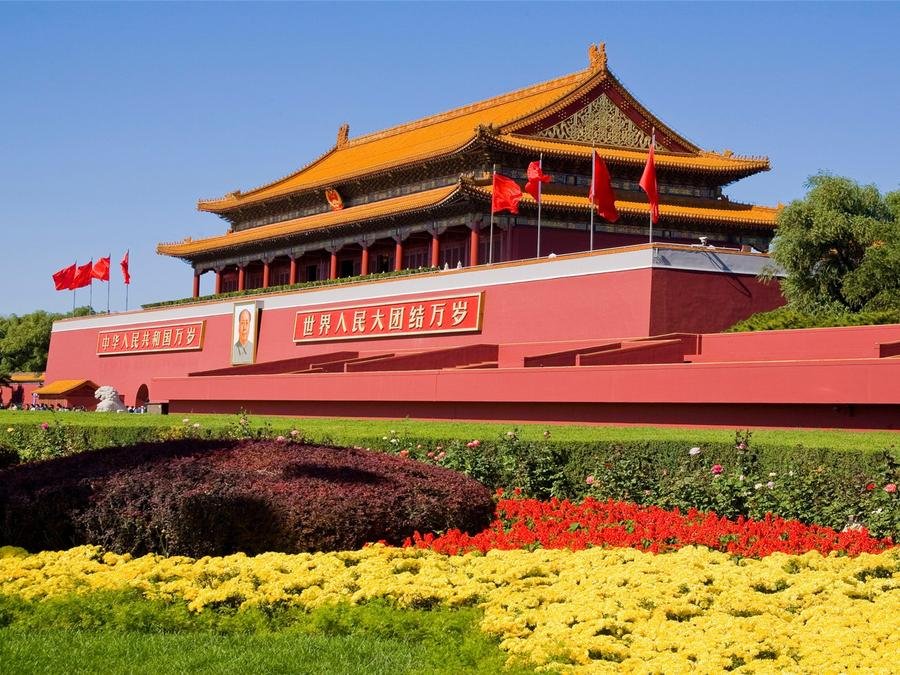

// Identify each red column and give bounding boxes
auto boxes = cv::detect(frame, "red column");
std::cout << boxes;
[215,270,222,294]
[469,228,479,267]
[394,240,403,271]
[262,261,270,289]
[329,252,338,280]
[237,266,246,291]
[192,272,200,298]
[431,234,440,267]
[360,248,370,276]
[289,258,297,285]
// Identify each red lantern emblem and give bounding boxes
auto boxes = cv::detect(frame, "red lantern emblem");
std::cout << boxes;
[325,188,344,211]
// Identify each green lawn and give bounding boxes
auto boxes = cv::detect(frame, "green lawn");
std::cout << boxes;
[0,594,535,674]
[0,409,896,452]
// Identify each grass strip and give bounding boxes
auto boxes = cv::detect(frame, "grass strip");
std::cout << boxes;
[1,410,896,453]
[0,592,534,674]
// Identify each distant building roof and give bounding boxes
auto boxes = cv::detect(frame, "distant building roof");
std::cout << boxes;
[34,379,98,396]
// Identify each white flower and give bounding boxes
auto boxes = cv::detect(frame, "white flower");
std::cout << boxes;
[390,438,399,444]
[689,447,701,456]
[755,483,763,490]
[768,472,777,477]
[182,418,190,424]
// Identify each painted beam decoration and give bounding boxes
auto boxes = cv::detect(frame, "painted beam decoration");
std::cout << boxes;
[97,321,205,356]
[293,293,483,343]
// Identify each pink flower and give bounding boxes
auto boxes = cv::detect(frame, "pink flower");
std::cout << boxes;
[427,451,435,459]
[275,435,286,443]
[585,475,595,485]
[435,445,443,451]
[885,483,897,493]
[711,464,724,475]
[398,449,409,458]
[40,422,49,431]
[290,429,300,437]
[737,442,747,450]
[466,440,481,448]
[436,451,446,461]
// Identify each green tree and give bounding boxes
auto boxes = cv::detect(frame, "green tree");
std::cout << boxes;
[769,174,900,313]
[0,307,93,378]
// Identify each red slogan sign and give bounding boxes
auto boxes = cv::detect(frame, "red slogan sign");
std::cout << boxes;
[97,321,205,356]
[293,293,483,343]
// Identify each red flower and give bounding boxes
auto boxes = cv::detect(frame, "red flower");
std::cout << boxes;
[711,464,724,475]
[865,482,877,491]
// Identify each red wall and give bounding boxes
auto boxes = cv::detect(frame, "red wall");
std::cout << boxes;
[44,248,782,406]
[649,269,785,335]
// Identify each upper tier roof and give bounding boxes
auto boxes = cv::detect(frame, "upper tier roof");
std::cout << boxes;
[161,180,778,260]
[197,44,769,214]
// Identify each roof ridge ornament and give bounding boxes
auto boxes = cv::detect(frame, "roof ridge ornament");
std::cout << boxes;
[588,42,607,71]
[336,123,350,148]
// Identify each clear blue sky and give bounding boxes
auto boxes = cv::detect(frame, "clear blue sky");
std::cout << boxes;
[1,2,898,316]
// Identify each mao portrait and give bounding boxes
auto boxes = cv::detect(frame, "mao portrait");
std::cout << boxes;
[231,302,258,365]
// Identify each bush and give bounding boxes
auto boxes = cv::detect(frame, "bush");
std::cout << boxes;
[727,305,900,332]
[0,439,494,556]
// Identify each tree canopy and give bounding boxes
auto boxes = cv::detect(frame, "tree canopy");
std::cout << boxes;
[0,307,93,378]
[769,174,900,313]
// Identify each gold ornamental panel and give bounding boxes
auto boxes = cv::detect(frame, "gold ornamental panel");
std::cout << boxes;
[538,94,667,151]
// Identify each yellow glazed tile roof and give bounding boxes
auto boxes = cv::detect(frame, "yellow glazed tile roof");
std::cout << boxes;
[34,380,97,396]
[468,185,779,228]
[161,184,461,257]
[9,372,44,383]
[493,134,770,174]
[198,69,592,213]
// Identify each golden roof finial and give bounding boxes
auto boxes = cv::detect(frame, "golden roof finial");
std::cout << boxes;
[588,42,607,71]
[336,123,350,148]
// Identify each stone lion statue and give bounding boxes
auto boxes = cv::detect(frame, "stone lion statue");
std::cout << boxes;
[94,385,128,413]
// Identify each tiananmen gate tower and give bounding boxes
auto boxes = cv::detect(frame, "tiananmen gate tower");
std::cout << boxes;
[41,44,900,429]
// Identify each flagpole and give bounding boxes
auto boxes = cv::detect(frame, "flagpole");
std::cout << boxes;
[107,252,111,313]
[589,148,596,252]
[89,278,93,313]
[536,153,543,258]
[489,165,497,264]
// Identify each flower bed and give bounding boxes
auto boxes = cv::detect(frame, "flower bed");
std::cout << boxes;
[404,496,894,557]
[1,544,897,672]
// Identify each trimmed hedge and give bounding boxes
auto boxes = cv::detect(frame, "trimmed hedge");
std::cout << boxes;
[727,305,900,332]
[0,439,494,556]
[2,420,897,538]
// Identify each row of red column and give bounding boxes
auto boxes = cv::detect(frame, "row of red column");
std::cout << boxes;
[194,229,482,298]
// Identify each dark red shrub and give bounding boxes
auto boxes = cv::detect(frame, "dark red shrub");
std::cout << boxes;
[0,439,494,556]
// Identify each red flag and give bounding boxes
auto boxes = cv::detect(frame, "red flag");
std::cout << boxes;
[639,140,659,224]
[491,173,523,215]
[120,250,131,285]
[71,261,94,289]
[524,161,551,202]
[92,256,111,281]
[588,150,619,222]
[52,264,77,291]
